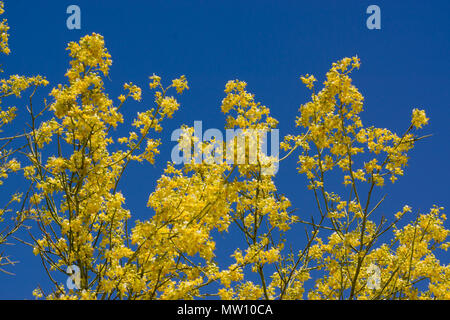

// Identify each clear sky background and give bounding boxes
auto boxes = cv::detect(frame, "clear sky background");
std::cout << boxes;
[0,0,448,299]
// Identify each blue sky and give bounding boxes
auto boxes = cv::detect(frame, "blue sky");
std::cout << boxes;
[0,0,449,299]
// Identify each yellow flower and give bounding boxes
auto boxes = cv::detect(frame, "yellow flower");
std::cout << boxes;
[300,74,316,89]
[411,108,429,129]
[171,75,189,94]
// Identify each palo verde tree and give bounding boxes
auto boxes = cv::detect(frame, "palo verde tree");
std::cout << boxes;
[0,2,447,299]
